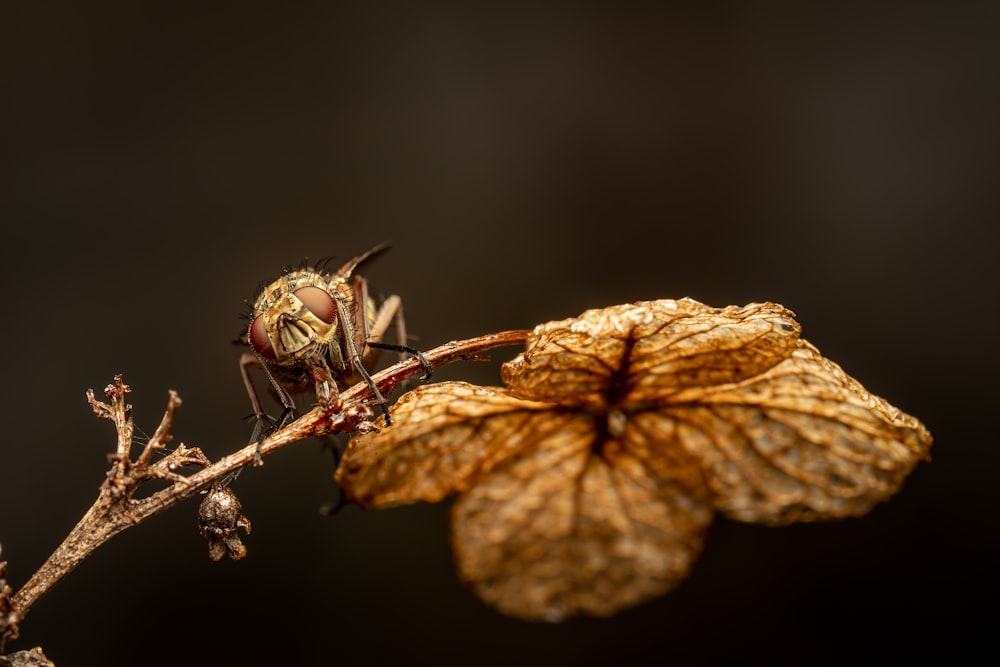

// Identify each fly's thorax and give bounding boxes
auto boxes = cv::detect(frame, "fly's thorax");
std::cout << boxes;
[249,269,348,367]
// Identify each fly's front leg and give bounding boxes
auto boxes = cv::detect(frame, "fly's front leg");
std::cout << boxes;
[335,293,392,425]
[239,351,296,466]
[365,293,432,380]
[239,352,269,422]
[356,278,431,412]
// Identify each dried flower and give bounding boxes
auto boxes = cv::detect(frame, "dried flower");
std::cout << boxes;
[337,299,931,621]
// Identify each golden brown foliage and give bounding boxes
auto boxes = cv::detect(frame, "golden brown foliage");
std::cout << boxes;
[336,299,931,621]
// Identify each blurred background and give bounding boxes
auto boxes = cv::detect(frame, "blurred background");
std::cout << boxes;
[3,2,997,665]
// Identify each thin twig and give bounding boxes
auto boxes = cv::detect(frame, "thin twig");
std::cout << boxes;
[8,330,530,627]
[134,390,182,469]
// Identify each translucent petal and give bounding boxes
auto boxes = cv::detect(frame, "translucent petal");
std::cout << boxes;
[336,300,931,621]
[451,425,712,621]
[336,382,558,508]
[638,341,931,523]
[502,299,801,405]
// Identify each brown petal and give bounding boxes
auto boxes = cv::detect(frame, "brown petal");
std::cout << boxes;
[451,421,712,622]
[336,382,558,508]
[502,299,801,406]
[635,341,932,524]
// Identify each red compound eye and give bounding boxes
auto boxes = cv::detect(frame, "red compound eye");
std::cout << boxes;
[249,316,276,359]
[293,286,337,323]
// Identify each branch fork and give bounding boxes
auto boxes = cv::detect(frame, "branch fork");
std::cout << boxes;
[5,330,530,639]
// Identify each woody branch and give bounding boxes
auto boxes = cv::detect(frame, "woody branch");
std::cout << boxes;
[7,329,529,628]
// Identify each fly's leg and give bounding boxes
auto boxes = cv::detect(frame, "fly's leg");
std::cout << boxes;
[337,317,392,424]
[239,352,269,421]
[239,351,297,466]
[348,279,432,425]
[367,341,431,378]
[319,488,348,517]
[365,294,432,380]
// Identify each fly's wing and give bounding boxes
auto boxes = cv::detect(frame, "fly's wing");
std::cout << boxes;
[352,273,378,350]
[331,244,390,283]
[329,243,389,348]
[323,245,388,382]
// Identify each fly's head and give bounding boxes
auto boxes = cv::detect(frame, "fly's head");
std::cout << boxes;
[248,270,347,368]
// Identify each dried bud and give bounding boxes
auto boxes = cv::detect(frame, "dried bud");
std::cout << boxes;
[198,483,252,561]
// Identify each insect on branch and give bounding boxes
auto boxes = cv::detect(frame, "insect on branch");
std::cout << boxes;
[6,329,530,630]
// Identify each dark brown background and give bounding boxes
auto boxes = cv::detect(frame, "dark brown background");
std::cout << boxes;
[3,2,997,665]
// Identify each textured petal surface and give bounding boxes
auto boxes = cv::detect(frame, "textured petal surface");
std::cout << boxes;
[641,341,932,523]
[336,382,558,508]
[502,299,801,406]
[451,418,712,621]
[335,299,932,621]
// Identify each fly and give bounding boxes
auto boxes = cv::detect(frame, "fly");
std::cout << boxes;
[239,245,430,465]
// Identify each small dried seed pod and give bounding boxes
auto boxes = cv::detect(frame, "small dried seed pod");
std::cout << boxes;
[198,483,252,561]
